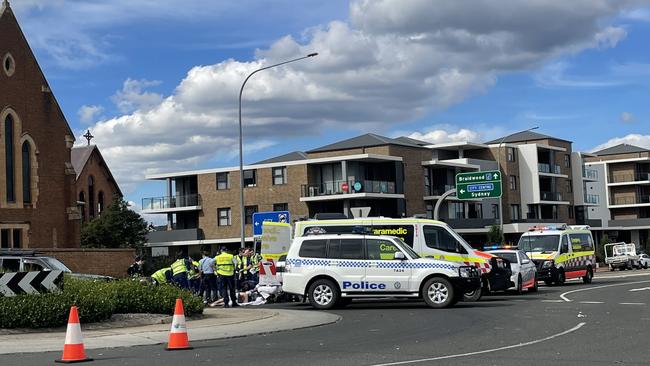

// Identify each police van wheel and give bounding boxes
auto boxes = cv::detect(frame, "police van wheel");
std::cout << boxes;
[462,289,482,302]
[423,277,455,308]
[556,270,566,286]
[583,267,593,284]
[308,279,339,310]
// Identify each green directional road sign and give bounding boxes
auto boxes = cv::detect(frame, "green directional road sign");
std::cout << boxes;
[455,170,502,200]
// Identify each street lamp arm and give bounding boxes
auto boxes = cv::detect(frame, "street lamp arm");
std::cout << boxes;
[238,53,319,100]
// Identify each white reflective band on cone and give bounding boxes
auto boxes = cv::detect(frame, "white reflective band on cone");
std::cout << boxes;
[64,323,84,345]
[170,315,187,333]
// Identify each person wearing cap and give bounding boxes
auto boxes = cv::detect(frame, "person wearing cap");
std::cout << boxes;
[215,247,239,308]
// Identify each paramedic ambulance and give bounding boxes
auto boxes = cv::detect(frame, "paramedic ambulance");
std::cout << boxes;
[282,233,482,309]
[517,225,595,285]
[294,218,512,300]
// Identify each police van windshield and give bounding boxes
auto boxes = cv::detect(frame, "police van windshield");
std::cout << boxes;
[394,238,420,259]
[518,235,560,253]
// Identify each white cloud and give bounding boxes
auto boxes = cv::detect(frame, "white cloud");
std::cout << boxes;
[111,79,163,113]
[592,134,650,152]
[78,0,647,192]
[407,128,482,144]
[594,26,627,49]
[620,111,635,122]
[77,104,104,124]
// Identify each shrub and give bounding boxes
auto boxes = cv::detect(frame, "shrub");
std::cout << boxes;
[0,277,202,329]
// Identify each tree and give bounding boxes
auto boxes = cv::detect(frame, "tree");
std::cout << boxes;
[487,225,503,245]
[81,196,148,251]
[597,234,613,263]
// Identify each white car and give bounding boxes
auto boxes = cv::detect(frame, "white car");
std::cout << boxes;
[283,234,482,309]
[487,249,538,294]
[639,254,650,269]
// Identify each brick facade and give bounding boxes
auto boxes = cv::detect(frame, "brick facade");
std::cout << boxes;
[34,248,136,278]
[0,4,80,248]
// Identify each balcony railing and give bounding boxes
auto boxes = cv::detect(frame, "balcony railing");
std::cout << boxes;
[429,184,455,196]
[584,194,599,205]
[142,194,201,211]
[540,191,563,201]
[610,195,650,205]
[582,168,598,180]
[610,172,650,183]
[538,163,561,174]
[301,180,397,197]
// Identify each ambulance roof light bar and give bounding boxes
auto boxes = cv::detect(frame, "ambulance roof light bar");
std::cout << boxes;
[528,224,568,232]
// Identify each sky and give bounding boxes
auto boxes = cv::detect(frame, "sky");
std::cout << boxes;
[7,0,650,221]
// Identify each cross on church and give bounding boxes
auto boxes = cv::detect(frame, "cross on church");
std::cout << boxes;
[83,129,94,145]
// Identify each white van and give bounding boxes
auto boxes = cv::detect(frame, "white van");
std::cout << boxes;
[294,218,512,298]
[282,234,482,309]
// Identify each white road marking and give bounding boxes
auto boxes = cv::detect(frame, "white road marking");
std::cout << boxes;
[369,323,586,366]
[579,301,604,304]
[629,287,650,292]
[619,303,646,305]
[560,279,650,302]
[542,300,564,303]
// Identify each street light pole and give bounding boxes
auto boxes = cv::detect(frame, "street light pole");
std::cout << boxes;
[238,53,318,249]
[496,126,539,243]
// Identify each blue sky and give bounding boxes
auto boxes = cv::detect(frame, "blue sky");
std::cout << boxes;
[8,0,650,219]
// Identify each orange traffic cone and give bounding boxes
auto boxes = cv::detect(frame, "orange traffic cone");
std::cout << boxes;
[166,298,192,350]
[55,306,92,363]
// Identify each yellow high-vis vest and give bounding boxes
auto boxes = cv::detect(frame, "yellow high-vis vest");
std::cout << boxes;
[216,253,235,276]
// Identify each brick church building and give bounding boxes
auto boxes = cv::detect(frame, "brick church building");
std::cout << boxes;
[72,143,122,223]
[0,0,97,249]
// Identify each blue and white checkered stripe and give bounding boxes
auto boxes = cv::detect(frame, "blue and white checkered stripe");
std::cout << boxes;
[286,258,456,270]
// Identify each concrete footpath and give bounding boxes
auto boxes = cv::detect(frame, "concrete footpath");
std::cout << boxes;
[0,307,340,354]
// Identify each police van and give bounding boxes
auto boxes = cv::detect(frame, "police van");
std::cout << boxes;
[517,225,595,285]
[282,233,482,309]
[294,218,512,300]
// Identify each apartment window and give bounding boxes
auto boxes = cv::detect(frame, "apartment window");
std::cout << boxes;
[564,154,571,168]
[216,172,229,190]
[272,166,287,185]
[243,170,257,187]
[450,202,465,219]
[244,205,258,225]
[273,203,288,212]
[509,175,517,191]
[426,204,433,219]
[510,204,521,221]
[218,208,231,226]
[424,168,431,195]
[507,147,517,162]
[492,204,499,219]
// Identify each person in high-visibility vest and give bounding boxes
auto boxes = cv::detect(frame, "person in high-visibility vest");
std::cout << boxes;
[188,256,201,294]
[238,248,253,288]
[151,267,172,285]
[215,247,239,308]
[170,252,190,290]
[250,250,263,285]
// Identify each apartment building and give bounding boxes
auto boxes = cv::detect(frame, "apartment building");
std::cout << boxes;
[143,130,602,253]
[585,144,650,250]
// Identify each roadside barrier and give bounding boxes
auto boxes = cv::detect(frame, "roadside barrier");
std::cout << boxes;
[165,298,192,350]
[55,306,92,363]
